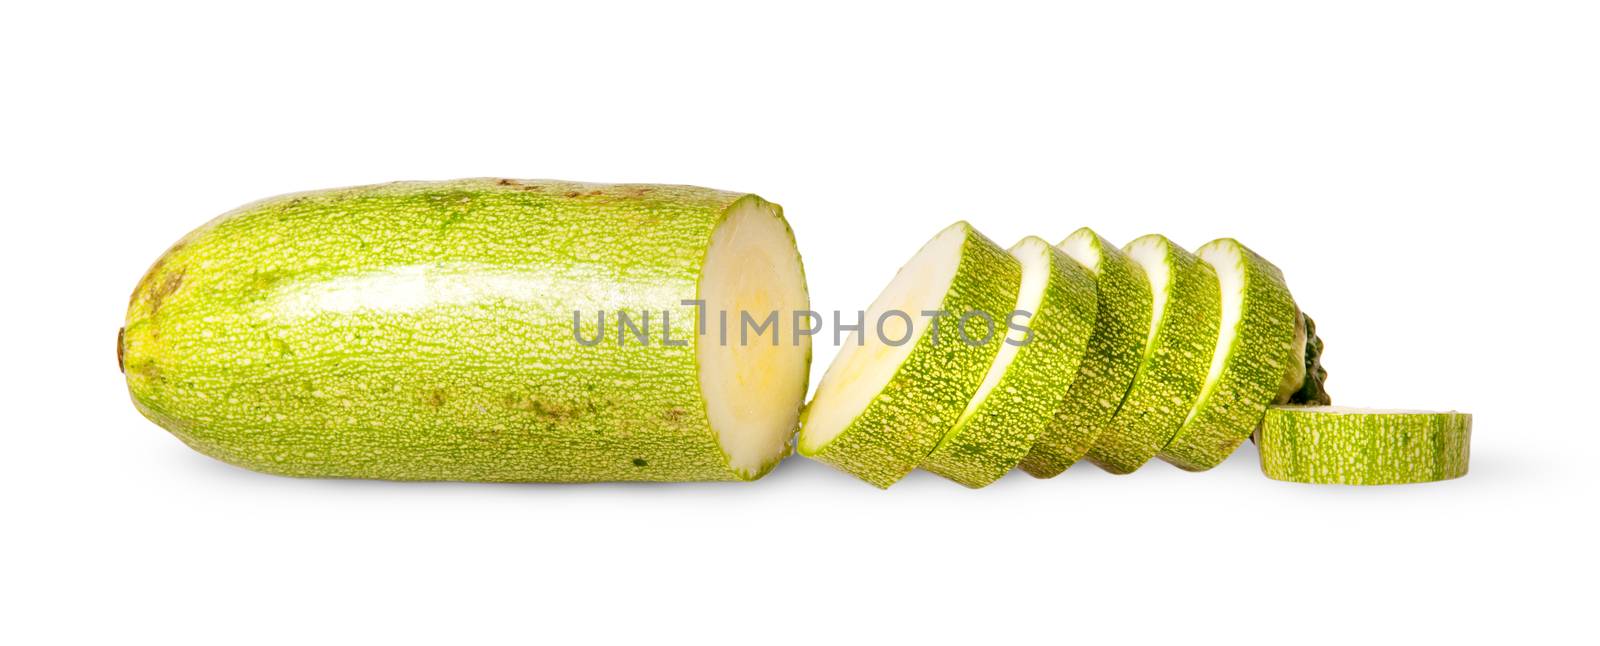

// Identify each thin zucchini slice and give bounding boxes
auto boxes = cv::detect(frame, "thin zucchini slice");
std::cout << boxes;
[1018,228,1150,478]
[1258,406,1471,484]
[1159,239,1298,471]
[922,236,1098,488]
[1084,234,1220,474]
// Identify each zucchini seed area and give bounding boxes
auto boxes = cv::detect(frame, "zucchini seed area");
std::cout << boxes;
[799,223,966,453]
[697,199,811,475]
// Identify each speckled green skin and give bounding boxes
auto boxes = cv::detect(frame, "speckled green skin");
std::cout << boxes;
[921,240,1098,488]
[1018,229,1151,479]
[798,223,1020,488]
[1085,235,1220,474]
[1160,240,1297,471]
[121,179,809,482]
[1258,407,1471,484]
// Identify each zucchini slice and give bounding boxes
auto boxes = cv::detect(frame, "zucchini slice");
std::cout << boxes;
[1017,228,1151,478]
[921,236,1098,488]
[1159,239,1298,471]
[1257,406,1471,484]
[1084,234,1221,474]
[798,222,1020,488]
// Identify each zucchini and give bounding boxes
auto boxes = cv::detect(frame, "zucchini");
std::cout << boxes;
[1084,234,1221,474]
[921,236,1098,488]
[798,222,1020,488]
[1159,239,1298,471]
[1257,406,1471,484]
[1017,228,1151,478]
[120,179,811,482]
[1278,310,1332,406]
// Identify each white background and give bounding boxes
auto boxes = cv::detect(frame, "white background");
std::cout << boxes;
[3,1,1596,643]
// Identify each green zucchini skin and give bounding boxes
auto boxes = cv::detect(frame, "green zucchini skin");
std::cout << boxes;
[1258,407,1471,484]
[1084,235,1221,474]
[1159,239,1298,471]
[921,239,1098,488]
[120,179,808,482]
[798,223,1020,488]
[1018,229,1151,479]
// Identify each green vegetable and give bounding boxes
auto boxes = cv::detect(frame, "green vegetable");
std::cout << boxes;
[798,222,1020,488]
[1084,234,1221,474]
[921,236,1098,488]
[1278,311,1332,405]
[1257,406,1471,484]
[1018,228,1151,479]
[120,179,812,482]
[1159,239,1298,471]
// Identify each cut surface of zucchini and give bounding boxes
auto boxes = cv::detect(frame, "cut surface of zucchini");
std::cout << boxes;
[697,198,814,476]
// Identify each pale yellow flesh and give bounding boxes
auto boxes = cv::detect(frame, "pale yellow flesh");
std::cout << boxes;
[799,223,968,452]
[1189,240,1246,422]
[696,200,811,474]
[1123,237,1172,351]
[1058,229,1102,272]
[956,237,1050,425]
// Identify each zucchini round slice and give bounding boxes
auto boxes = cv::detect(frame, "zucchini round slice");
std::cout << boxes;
[1084,234,1221,474]
[921,236,1098,488]
[1017,228,1150,479]
[1159,239,1298,471]
[798,222,1020,488]
[1258,406,1471,484]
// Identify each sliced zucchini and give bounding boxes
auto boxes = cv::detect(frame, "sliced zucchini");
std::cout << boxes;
[798,222,1020,488]
[1257,406,1471,484]
[921,236,1098,488]
[1159,239,1298,471]
[1017,228,1151,479]
[1084,234,1220,474]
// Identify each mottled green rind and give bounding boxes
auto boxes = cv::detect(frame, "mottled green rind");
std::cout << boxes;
[1018,230,1151,478]
[922,242,1098,488]
[1258,407,1471,485]
[798,223,1020,488]
[1085,235,1220,474]
[1160,239,1297,471]
[122,178,808,482]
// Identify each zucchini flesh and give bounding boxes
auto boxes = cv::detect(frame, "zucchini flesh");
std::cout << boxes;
[697,201,815,475]
[1258,406,1471,484]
